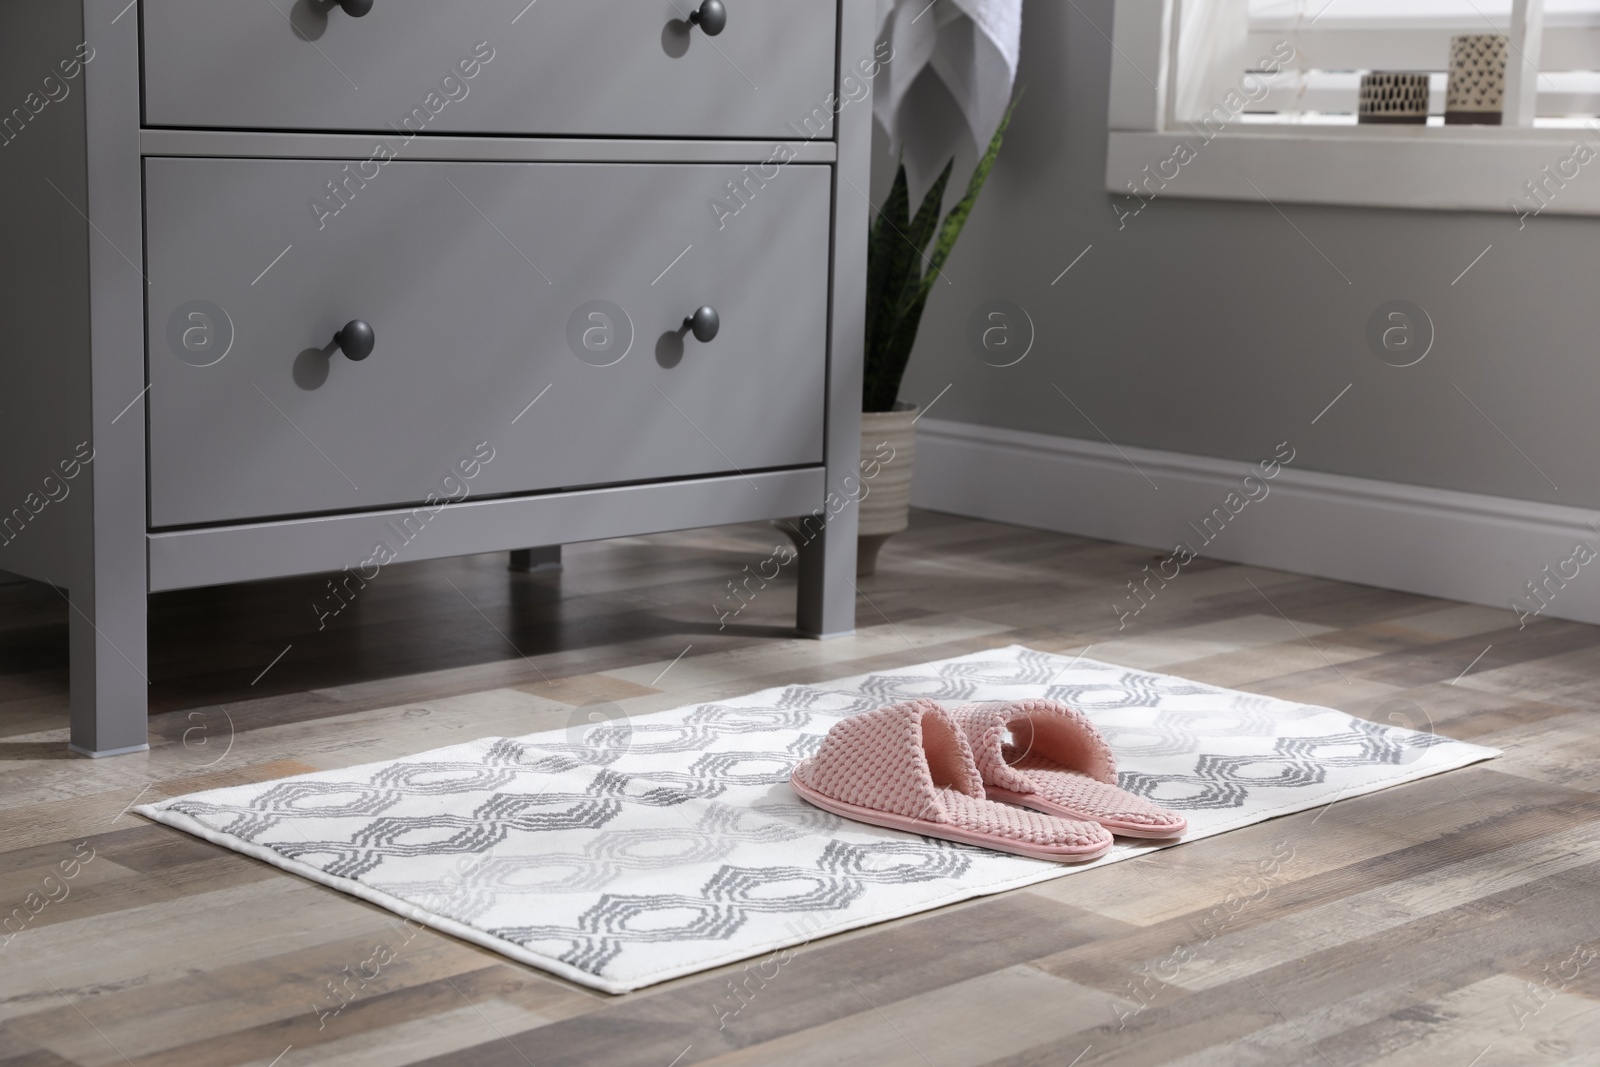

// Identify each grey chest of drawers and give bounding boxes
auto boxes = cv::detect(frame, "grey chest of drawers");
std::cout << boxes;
[0,0,871,757]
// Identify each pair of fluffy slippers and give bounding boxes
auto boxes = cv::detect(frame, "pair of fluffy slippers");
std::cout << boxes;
[791,699,1186,863]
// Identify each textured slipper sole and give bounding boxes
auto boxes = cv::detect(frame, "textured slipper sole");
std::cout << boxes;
[985,784,1187,839]
[790,775,1113,863]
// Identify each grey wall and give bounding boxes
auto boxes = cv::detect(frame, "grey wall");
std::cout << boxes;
[890,0,1599,512]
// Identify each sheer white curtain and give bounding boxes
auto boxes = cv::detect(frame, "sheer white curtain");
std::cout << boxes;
[1174,0,1252,124]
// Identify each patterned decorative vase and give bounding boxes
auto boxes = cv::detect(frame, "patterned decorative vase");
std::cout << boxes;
[1359,72,1430,124]
[856,404,917,577]
[1446,34,1507,125]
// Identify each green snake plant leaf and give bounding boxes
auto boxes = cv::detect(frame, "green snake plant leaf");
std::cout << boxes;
[890,158,954,321]
[918,89,1022,300]
[873,279,933,411]
[867,160,953,409]
[864,162,911,379]
[861,90,1021,412]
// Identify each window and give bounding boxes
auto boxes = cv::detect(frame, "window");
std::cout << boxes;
[1105,0,1600,215]
[1243,0,1600,126]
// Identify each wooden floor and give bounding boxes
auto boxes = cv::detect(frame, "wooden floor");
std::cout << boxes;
[3,509,1599,1066]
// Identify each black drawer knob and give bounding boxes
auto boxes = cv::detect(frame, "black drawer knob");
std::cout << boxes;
[334,319,375,361]
[335,0,374,16]
[684,306,720,343]
[689,0,726,35]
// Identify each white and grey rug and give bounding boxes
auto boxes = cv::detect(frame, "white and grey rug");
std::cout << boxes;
[137,645,1499,993]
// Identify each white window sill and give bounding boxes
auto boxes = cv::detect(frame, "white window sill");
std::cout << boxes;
[1104,124,1600,217]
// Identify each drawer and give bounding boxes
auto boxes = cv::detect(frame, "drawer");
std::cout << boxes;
[144,157,830,527]
[141,0,837,140]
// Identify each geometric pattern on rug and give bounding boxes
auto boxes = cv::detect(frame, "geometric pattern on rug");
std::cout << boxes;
[138,645,1498,993]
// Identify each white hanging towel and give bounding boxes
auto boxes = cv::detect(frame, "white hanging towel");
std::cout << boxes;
[873,0,1023,194]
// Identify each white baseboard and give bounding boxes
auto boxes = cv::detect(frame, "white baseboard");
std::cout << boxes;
[912,418,1600,628]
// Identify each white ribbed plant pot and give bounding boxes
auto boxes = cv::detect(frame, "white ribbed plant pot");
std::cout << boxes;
[857,403,917,576]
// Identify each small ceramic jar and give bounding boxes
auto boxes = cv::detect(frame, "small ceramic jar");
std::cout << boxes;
[1359,72,1431,124]
[1446,33,1507,125]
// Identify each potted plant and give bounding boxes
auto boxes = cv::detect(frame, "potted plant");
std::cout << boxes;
[856,96,1019,576]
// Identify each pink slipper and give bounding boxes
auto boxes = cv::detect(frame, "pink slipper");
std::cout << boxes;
[951,699,1188,839]
[790,699,1113,862]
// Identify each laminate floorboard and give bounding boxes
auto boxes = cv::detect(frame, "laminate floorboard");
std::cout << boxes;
[2,510,1596,1066]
